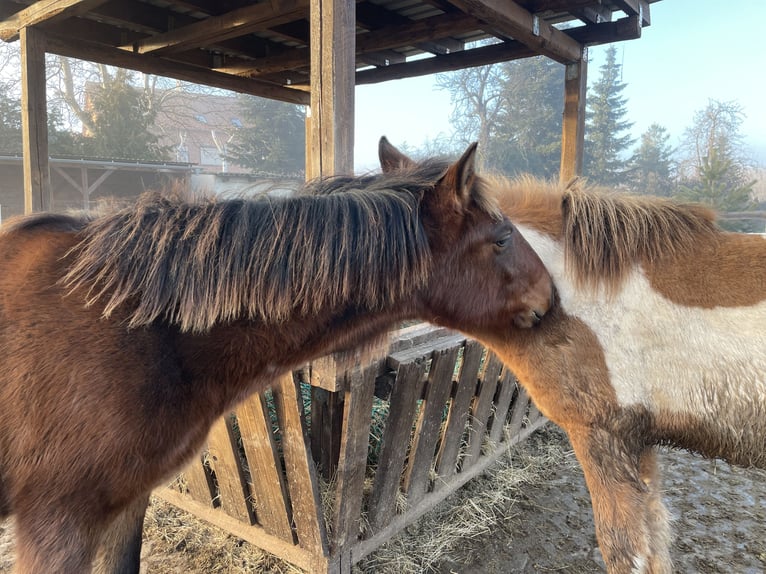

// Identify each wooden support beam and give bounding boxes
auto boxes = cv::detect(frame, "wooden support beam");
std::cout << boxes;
[560,56,587,182]
[221,11,477,78]
[20,26,50,214]
[355,40,535,85]
[0,0,107,41]
[611,0,650,26]
[445,0,583,63]
[567,15,641,46]
[307,0,355,177]
[127,0,309,55]
[41,31,309,105]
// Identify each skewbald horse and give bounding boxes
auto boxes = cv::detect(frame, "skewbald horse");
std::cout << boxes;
[485,176,765,574]
[0,139,553,573]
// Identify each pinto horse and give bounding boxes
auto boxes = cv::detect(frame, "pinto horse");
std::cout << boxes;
[0,139,553,574]
[486,176,765,574]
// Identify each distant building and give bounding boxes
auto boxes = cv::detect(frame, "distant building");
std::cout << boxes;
[153,90,251,174]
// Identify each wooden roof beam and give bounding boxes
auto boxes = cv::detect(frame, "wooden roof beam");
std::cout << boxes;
[0,0,107,41]
[611,0,650,26]
[444,0,583,63]
[353,14,641,86]
[126,0,309,55]
[218,11,478,77]
[42,30,309,105]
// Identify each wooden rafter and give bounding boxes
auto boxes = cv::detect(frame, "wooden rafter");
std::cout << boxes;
[445,0,583,63]
[43,31,310,105]
[0,0,107,41]
[611,0,650,25]
[125,0,310,55]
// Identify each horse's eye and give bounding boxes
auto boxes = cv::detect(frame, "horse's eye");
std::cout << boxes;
[495,232,513,248]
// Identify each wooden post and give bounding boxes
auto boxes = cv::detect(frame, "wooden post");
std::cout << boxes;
[560,53,587,183]
[307,0,355,177]
[20,25,51,213]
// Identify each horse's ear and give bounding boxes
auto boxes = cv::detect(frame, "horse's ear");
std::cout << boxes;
[379,136,416,173]
[435,142,478,211]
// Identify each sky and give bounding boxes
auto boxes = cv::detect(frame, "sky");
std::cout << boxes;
[352,0,766,172]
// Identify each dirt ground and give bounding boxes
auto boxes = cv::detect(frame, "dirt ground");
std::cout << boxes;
[1,425,764,573]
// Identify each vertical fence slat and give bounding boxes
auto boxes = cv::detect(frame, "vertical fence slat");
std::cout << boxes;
[207,415,254,523]
[366,359,427,532]
[462,352,503,470]
[273,372,329,555]
[179,448,216,505]
[332,364,377,549]
[402,345,460,504]
[506,385,530,438]
[434,341,483,484]
[488,370,517,445]
[236,392,294,542]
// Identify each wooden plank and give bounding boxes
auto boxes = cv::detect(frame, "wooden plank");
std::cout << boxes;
[180,449,216,506]
[506,385,530,439]
[156,488,317,573]
[41,31,310,105]
[387,334,466,370]
[445,0,583,63]
[236,392,294,542]
[488,370,517,445]
[332,364,377,548]
[611,0,651,26]
[273,372,328,555]
[462,353,503,469]
[366,359,427,533]
[402,345,460,503]
[307,0,355,176]
[129,0,310,55]
[207,415,254,524]
[20,26,50,214]
[310,387,344,478]
[434,340,484,485]
[0,0,107,41]
[560,57,587,182]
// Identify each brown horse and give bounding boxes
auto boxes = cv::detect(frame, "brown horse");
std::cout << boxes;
[0,139,553,574]
[481,176,765,574]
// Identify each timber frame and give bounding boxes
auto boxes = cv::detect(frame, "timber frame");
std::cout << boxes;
[1,0,660,208]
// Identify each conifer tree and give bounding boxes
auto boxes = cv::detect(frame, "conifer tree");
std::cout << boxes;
[628,123,675,196]
[584,46,634,186]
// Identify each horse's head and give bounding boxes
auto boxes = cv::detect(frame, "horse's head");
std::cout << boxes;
[378,137,553,332]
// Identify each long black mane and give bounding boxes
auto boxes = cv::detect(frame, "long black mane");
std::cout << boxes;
[60,163,457,332]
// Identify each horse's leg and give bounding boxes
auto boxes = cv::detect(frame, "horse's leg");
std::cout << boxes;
[567,426,654,574]
[13,505,102,574]
[638,448,672,574]
[93,493,150,574]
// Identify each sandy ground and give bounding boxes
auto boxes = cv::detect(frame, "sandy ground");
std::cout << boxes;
[1,425,764,573]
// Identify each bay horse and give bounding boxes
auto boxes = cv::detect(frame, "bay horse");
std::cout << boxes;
[0,138,553,574]
[484,176,765,573]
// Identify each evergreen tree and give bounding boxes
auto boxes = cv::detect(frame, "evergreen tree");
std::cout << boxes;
[628,123,675,196]
[486,57,563,178]
[225,95,305,176]
[0,89,22,154]
[584,46,634,186]
[82,73,168,160]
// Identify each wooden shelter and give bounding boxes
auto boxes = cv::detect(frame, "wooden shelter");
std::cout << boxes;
[0,1,662,572]
[1,0,659,211]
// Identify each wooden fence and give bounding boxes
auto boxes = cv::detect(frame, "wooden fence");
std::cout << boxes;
[155,324,546,573]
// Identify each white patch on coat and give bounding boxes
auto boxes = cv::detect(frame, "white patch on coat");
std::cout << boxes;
[517,226,766,419]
